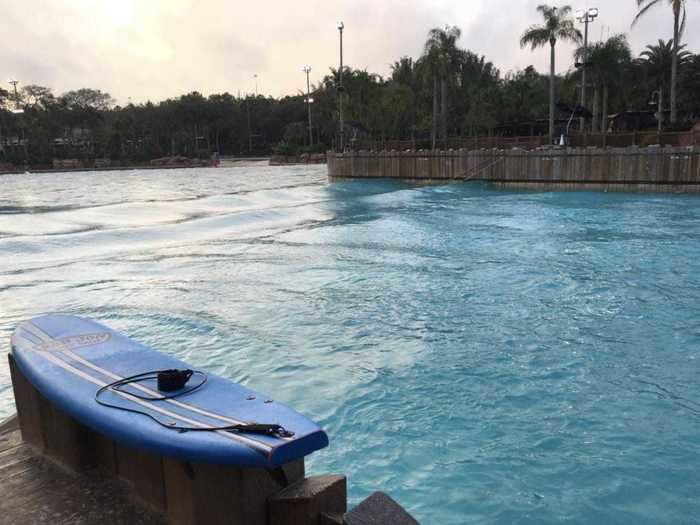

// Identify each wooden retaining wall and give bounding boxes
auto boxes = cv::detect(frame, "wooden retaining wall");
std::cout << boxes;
[327,147,700,192]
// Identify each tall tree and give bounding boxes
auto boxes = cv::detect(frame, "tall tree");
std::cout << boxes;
[638,39,692,130]
[633,0,692,124]
[390,58,419,141]
[521,4,582,143]
[459,51,501,136]
[575,35,632,133]
[21,85,54,109]
[423,26,462,147]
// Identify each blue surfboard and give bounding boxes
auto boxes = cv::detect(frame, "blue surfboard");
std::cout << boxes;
[10,314,328,467]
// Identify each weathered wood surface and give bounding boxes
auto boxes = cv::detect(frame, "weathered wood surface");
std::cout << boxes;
[0,415,166,525]
[163,458,305,525]
[327,147,700,192]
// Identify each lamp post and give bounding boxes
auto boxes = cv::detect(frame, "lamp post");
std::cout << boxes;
[650,89,663,133]
[8,79,20,103]
[302,65,314,147]
[576,7,598,132]
[8,79,27,167]
[246,94,253,154]
[337,21,345,152]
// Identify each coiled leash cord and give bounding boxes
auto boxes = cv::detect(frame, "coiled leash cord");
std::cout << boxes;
[94,369,294,438]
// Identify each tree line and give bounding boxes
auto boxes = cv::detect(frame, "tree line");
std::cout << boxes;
[0,2,698,166]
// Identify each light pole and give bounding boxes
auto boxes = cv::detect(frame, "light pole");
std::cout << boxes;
[337,21,345,152]
[8,79,27,167]
[8,79,19,104]
[246,94,253,154]
[650,89,664,133]
[302,65,314,147]
[576,7,598,132]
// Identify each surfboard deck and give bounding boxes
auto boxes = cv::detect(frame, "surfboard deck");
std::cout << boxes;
[10,314,328,467]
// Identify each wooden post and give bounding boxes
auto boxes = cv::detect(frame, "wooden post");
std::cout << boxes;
[9,354,96,471]
[162,459,305,525]
[8,354,44,451]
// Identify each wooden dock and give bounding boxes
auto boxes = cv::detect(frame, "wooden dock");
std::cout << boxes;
[0,414,166,525]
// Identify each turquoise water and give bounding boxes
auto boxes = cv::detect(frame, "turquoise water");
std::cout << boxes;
[1,166,699,524]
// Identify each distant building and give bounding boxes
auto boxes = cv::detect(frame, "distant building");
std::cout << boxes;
[607,111,662,132]
[493,118,576,137]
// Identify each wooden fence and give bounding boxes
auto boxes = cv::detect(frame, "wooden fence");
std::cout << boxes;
[328,146,700,192]
[353,131,700,152]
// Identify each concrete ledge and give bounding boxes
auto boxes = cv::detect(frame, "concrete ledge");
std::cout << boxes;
[268,474,347,525]
[344,492,419,525]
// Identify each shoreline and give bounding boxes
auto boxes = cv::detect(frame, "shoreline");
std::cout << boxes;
[0,157,274,176]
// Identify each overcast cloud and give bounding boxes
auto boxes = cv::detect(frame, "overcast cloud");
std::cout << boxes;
[1,0,699,104]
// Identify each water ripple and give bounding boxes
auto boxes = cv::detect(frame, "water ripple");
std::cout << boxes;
[0,167,699,524]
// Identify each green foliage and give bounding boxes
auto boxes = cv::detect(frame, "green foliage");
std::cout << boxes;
[520,4,582,139]
[520,5,582,50]
[1,18,699,167]
[638,39,693,87]
[273,141,297,156]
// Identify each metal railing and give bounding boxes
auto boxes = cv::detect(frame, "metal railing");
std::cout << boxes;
[352,131,700,152]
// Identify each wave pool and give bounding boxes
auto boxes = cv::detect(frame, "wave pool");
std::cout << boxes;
[1,165,699,524]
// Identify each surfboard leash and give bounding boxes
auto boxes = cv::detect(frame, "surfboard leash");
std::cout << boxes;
[94,369,295,439]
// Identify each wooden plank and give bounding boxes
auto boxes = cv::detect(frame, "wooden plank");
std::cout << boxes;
[163,458,304,525]
[38,392,97,471]
[8,354,46,451]
[91,429,118,475]
[8,356,98,472]
[115,442,167,513]
[163,458,196,525]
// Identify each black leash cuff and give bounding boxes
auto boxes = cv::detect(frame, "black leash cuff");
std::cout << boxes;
[94,368,295,439]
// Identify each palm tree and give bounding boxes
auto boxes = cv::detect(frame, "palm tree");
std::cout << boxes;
[633,0,692,124]
[423,26,462,148]
[460,51,500,136]
[638,39,692,130]
[575,35,632,133]
[521,4,582,143]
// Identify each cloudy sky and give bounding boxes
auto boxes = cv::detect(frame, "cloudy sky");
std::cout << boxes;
[2,0,699,104]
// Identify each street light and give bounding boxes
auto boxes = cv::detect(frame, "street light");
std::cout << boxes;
[7,79,23,114]
[302,65,314,147]
[576,7,598,132]
[7,79,27,166]
[649,89,664,132]
[337,21,345,152]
